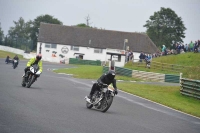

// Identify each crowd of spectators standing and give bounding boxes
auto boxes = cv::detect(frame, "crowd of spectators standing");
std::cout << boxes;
[125,40,199,65]
[151,39,200,58]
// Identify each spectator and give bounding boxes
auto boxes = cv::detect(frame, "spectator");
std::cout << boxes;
[162,45,166,55]
[129,50,133,62]
[189,41,194,52]
[177,43,182,54]
[139,52,144,62]
[125,50,129,63]
[147,54,152,61]
[194,41,198,53]
[181,43,185,51]
[185,44,188,52]
[198,40,200,52]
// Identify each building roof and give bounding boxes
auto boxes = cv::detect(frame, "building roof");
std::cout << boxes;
[38,23,159,53]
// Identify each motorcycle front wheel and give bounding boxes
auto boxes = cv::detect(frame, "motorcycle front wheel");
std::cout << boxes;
[100,96,113,113]
[86,102,93,109]
[21,77,26,87]
[26,75,35,88]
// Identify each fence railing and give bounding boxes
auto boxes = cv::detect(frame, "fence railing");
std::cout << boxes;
[103,66,180,83]
[180,78,200,99]
[69,58,101,66]
[131,59,192,73]
[132,59,200,73]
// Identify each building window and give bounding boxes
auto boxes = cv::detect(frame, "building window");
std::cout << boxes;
[45,43,57,49]
[51,44,57,49]
[45,44,51,48]
[71,46,79,51]
[112,55,121,62]
[94,48,103,53]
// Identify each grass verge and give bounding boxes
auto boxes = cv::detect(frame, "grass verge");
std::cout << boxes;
[118,82,200,117]
[54,65,142,81]
[54,65,200,118]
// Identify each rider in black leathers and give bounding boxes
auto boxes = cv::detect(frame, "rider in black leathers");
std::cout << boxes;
[12,55,19,66]
[88,70,118,99]
[5,55,10,64]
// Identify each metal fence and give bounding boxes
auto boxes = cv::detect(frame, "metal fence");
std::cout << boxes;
[132,59,187,73]
[103,66,180,83]
[69,58,101,66]
[180,78,200,99]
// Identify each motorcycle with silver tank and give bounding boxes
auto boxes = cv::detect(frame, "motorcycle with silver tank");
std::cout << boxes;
[21,64,41,88]
[85,83,115,113]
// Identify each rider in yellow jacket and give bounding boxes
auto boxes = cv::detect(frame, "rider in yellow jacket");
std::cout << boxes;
[23,54,43,78]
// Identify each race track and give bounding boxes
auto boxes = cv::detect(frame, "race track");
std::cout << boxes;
[0,59,199,133]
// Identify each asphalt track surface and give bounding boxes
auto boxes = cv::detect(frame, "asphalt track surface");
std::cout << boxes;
[0,59,200,133]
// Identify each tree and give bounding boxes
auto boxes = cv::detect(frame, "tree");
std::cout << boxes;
[144,7,186,49]
[76,23,91,28]
[30,14,63,50]
[0,22,4,45]
[7,17,32,48]
[8,17,31,39]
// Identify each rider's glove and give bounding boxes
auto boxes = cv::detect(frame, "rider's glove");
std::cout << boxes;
[114,88,118,95]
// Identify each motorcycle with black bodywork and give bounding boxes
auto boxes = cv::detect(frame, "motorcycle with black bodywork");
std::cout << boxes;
[13,60,18,69]
[85,83,115,113]
[21,64,41,88]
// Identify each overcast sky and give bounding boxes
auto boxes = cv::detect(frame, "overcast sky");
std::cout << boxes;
[0,0,199,44]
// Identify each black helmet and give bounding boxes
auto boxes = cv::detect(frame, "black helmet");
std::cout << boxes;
[106,70,116,80]
[36,54,42,60]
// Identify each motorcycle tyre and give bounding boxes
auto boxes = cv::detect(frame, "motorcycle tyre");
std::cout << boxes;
[86,101,93,109]
[21,77,26,87]
[26,76,35,88]
[13,64,16,69]
[101,96,113,113]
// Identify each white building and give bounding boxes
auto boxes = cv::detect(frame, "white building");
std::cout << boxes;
[37,23,159,67]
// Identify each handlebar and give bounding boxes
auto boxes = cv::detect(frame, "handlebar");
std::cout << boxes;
[97,82,108,87]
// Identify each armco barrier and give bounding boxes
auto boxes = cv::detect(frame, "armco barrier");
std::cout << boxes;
[180,78,200,99]
[103,66,109,73]
[103,66,132,77]
[132,70,165,82]
[115,66,132,77]
[103,66,180,83]
[69,58,101,66]
[165,74,180,83]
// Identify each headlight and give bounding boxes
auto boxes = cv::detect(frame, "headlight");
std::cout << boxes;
[102,88,107,93]
[30,67,34,73]
[36,71,41,75]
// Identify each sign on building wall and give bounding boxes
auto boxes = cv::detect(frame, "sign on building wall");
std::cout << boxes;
[61,46,69,54]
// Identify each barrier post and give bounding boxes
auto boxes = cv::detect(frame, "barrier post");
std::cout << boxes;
[109,61,115,71]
